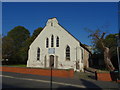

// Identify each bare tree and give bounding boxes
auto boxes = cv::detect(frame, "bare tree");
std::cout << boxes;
[85,27,115,71]
[94,32,115,71]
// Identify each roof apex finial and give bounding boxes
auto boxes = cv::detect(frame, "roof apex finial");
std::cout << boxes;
[46,17,58,25]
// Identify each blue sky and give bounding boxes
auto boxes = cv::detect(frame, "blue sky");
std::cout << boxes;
[2,2,118,45]
[0,2,2,35]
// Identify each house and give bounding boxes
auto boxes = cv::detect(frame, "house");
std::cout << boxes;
[27,18,91,71]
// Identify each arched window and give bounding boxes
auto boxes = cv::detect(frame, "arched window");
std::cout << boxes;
[44,55,46,67]
[56,36,59,47]
[37,48,40,60]
[81,49,84,63]
[66,45,70,60]
[46,38,49,48]
[51,22,53,26]
[51,35,54,47]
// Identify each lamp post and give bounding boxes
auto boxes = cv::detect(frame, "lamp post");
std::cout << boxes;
[50,67,52,90]
[116,35,120,79]
[50,63,54,90]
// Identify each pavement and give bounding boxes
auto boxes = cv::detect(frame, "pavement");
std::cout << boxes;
[1,71,120,90]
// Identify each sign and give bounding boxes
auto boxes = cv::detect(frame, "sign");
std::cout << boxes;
[48,48,55,54]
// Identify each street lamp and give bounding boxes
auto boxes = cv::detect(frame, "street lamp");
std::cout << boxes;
[115,35,120,79]
[50,63,54,90]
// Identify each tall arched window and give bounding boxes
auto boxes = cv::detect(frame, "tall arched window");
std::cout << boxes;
[46,38,49,48]
[37,48,40,60]
[51,35,54,47]
[56,36,59,47]
[81,49,84,63]
[51,22,53,26]
[66,45,70,60]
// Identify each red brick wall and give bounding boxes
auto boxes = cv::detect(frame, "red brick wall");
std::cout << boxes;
[0,67,74,78]
[97,73,112,81]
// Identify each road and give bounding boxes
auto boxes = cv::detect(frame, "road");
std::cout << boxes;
[1,71,120,90]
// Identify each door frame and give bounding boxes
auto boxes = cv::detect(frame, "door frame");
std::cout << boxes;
[49,55,54,68]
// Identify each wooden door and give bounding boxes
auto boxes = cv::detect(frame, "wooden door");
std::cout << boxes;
[50,55,54,68]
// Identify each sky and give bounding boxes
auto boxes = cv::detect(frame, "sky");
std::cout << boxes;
[0,2,2,35]
[2,2,119,46]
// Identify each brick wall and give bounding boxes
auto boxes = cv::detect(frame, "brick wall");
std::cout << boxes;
[0,67,74,78]
[97,73,112,81]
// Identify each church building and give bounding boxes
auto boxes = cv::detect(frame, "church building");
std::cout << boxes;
[27,18,91,71]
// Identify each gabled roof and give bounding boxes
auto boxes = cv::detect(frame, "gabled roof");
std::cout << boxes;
[58,23,92,54]
[34,17,92,54]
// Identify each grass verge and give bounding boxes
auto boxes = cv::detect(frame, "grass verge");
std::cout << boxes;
[3,64,26,67]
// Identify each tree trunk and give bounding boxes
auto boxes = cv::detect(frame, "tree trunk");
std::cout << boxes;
[104,47,115,71]
[94,33,115,71]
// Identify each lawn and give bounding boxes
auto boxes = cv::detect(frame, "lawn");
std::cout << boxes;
[3,64,26,67]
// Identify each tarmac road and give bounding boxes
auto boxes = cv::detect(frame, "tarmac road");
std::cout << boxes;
[1,71,120,90]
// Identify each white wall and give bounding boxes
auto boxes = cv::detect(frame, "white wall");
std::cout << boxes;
[27,18,84,71]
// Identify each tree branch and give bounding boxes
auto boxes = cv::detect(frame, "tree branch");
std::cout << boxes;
[94,34,100,40]
[101,32,106,39]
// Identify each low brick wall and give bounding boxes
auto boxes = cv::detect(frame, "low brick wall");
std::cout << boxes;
[0,66,74,78]
[117,80,120,82]
[96,73,112,81]
[96,72,119,82]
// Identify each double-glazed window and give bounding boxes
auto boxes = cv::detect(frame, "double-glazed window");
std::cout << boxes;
[66,45,70,60]
[37,48,40,60]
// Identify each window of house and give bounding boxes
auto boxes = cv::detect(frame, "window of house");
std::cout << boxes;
[66,45,70,60]
[51,22,53,26]
[44,55,46,67]
[51,35,54,47]
[37,48,40,60]
[46,38,49,48]
[56,36,59,47]
[81,49,84,63]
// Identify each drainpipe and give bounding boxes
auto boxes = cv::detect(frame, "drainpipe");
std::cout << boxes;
[76,47,77,70]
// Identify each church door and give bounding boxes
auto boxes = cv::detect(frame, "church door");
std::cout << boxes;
[49,55,54,68]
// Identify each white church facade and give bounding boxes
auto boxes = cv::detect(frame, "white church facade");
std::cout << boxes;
[27,18,91,71]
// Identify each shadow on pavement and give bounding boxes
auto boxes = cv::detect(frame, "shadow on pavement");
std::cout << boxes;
[2,83,20,88]
[57,86,82,90]
[2,84,28,90]
[56,79,102,90]
[80,79,102,89]
[87,75,96,80]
